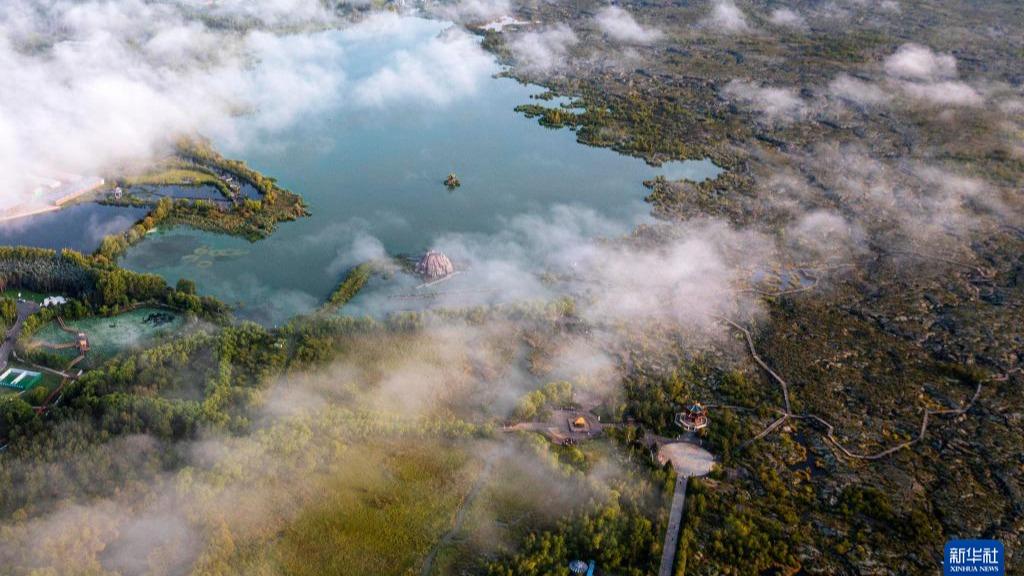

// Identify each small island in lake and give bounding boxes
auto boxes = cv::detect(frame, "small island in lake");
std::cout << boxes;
[443,172,460,189]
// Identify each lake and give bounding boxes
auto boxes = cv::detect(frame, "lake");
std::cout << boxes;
[10,17,722,325]
[0,203,149,253]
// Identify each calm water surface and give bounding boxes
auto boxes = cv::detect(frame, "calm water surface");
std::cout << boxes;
[0,203,149,253]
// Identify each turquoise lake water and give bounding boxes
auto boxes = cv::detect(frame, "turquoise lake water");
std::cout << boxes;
[13,18,722,325]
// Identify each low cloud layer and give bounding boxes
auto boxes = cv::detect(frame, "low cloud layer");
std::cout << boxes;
[722,80,807,124]
[430,0,511,25]
[346,204,772,334]
[704,0,750,33]
[883,43,958,81]
[352,26,495,107]
[731,43,989,124]
[830,44,992,111]
[0,3,498,209]
[828,73,891,107]
[594,6,664,44]
[508,24,579,73]
[880,44,982,106]
[768,144,1008,248]
[0,0,337,208]
[768,7,806,28]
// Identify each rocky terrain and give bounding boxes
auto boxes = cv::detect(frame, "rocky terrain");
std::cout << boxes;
[479,0,1024,572]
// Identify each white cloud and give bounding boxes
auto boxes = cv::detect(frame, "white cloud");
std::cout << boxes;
[769,7,806,28]
[432,0,511,24]
[883,43,958,81]
[238,31,348,133]
[414,205,768,328]
[206,0,333,26]
[828,73,890,106]
[722,80,807,123]
[594,6,664,44]
[326,231,389,277]
[828,44,985,112]
[0,5,500,210]
[0,0,344,209]
[704,0,750,33]
[899,80,983,106]
[808,144,1003,244]
[881,44,983,107]
[353,27,496,107]
[509,25,579,73]
[879,0,902,13]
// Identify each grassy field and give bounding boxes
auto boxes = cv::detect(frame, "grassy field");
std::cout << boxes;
[31,307,184,366]
[204,435,613,576]
[0,289,46,303]
[276,442,478,576]
[191,438,482,576]
[122,167,230,196]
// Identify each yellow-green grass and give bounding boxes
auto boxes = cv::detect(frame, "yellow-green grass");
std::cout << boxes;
[203,439,482,576]
[277,442,478,576]
[122,167,220,187]
[413,438,608,575]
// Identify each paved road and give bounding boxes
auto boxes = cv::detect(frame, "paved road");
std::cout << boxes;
[0,300,40,372]
[659,475,689,576]
[656,441,715,576]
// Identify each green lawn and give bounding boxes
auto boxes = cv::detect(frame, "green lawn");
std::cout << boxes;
[31,308,184,367]
[0,289,46,303]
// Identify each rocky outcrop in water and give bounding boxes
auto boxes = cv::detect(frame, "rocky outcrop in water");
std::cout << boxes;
[415,250,454,280]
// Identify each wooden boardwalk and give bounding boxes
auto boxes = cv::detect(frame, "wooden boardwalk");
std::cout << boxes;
[658,475,688,576]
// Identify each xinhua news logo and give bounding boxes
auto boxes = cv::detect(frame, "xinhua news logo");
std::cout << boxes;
[944,540,1004,575]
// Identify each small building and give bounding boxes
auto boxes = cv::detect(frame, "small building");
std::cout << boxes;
[569,560,588,575]
[42,296,68,307]
[676,403,709,431]
[571,416,588,430]
[77,332,89,352]
[415,250,455,281]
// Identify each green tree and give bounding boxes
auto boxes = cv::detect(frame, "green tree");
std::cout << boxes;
[0,298,16,328]
[176,278,197,295]
[97,270,128,307]
[0,397,37,439]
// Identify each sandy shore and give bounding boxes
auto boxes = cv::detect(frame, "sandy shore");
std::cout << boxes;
[0,204,63,223]
[0,176,105,223]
